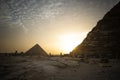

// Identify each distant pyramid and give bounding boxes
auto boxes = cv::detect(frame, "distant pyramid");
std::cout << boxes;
[25,44,48,56]
[71,2,120,58]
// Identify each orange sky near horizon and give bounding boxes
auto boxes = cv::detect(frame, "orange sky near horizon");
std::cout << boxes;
[0,0,119,54]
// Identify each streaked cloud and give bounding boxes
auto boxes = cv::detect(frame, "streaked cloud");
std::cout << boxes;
[0,0,119,53]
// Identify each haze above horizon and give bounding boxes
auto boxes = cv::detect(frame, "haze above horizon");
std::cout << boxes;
[0,0,119,54]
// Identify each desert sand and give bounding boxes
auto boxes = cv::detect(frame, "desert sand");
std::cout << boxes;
[0,56,120,80]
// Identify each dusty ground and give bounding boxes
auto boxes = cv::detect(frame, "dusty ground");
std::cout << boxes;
[0,56,120,80]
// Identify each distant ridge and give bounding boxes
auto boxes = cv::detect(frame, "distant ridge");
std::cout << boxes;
[25,44,48,56]
[71,2,120,58]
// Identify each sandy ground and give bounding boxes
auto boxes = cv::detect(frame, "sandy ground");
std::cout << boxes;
[0,56,120,80]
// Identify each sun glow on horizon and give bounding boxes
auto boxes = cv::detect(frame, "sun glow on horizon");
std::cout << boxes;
[58,32,88,54]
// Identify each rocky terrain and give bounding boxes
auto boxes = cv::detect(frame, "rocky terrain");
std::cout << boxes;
[1,1,120,80]
[0,56,120,80]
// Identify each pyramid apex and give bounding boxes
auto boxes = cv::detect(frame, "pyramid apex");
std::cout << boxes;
[25,43,48,56]
[34,43,40,46]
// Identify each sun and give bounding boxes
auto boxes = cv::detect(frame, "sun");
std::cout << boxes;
[59,32,87,54]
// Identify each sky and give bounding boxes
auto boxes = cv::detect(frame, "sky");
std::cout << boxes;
[0,0,120,54]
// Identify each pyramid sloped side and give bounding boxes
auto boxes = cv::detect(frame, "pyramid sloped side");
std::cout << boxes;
[25,44,48,56]
[71,2,120,58]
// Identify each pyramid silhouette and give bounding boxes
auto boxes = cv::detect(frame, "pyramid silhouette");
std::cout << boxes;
[25,44,48,56]
[71,2,120,58]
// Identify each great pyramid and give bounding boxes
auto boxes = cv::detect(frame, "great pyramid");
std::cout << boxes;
[71,2,120,59]
[25,44,48,56]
